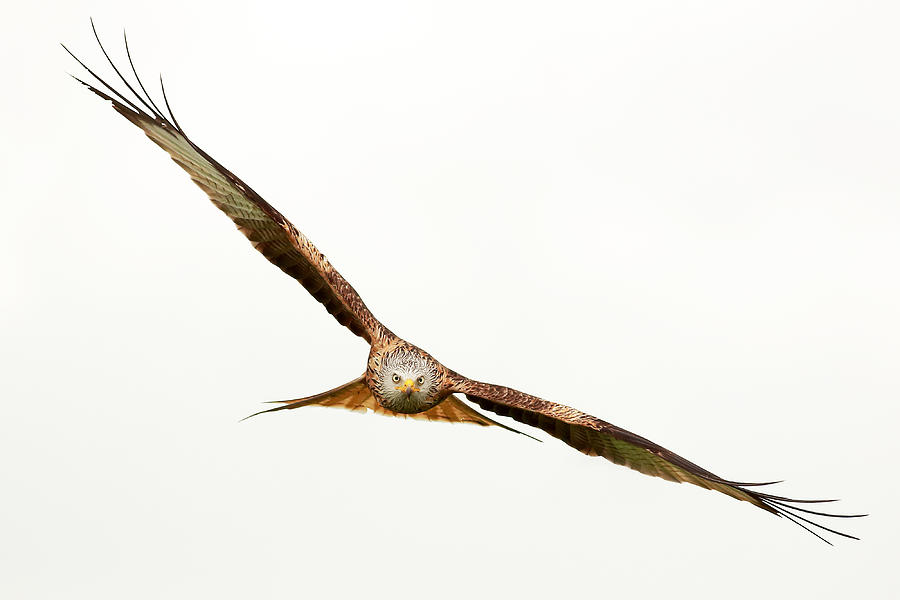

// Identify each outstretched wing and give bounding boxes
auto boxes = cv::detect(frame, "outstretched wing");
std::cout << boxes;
[64,26,386,343]
[456,379,864,544]
[243,376,536,440]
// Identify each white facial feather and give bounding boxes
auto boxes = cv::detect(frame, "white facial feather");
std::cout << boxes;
[374,349,442,413]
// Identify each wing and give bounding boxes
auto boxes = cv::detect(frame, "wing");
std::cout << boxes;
[456,379,864,544]
[242,376,536,439]
[64,25,386,343]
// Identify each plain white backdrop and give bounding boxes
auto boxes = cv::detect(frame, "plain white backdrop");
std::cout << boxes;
[2,1,897,597]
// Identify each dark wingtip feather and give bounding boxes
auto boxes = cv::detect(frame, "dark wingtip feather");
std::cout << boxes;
[158,74,184,133]
[65,20,184,137]
[61,37,145,116]
[763,499,862,541]
[775,509,835,546]
[722,481,867,544]
[765,498,868,519]
[123,29,167,122]
[727,480,784,487]
[693,470,865,544]
[90,19,164,121]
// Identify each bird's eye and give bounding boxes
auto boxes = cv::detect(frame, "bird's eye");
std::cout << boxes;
[416,376,425,386]
[392,373,401,383]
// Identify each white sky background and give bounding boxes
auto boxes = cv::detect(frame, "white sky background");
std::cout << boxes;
[1,1,897,597]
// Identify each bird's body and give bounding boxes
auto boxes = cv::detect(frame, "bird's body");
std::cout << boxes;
[65,24,864,544]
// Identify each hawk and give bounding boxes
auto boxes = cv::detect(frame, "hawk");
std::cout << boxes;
[64,24,864,544]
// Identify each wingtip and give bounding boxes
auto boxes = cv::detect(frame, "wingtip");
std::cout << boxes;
[239,408,271,422]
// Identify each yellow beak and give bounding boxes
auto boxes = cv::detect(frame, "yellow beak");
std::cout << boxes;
[395,378,420,394]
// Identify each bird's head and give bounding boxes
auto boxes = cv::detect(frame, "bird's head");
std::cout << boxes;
[370,346,446,414]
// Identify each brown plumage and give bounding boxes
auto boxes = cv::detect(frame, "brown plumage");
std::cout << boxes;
[65,23,864,544]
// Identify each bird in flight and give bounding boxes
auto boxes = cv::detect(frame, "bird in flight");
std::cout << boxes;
[65,23,864,544]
